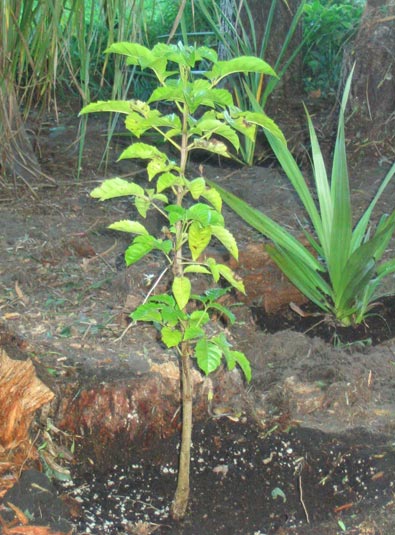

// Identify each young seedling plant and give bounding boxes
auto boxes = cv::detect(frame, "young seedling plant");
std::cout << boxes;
[80,41,284,520]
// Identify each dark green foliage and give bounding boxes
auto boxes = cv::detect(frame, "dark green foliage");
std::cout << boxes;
[303,0,365,96]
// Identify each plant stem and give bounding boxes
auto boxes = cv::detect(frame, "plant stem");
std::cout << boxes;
[171,93,193,520]
[171,342,193,520]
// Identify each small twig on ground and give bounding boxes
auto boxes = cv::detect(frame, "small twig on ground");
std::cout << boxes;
[299,473,310,524]
[114,266,170,343]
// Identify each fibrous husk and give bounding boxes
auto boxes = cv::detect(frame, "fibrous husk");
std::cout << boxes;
[0,348,54,452]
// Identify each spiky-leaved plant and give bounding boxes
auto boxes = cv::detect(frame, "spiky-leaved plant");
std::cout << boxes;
[210,68,395,327]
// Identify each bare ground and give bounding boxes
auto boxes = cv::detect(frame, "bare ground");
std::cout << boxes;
[1,111,395,534]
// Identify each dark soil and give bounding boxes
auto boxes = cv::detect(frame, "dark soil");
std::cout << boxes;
[1,108,395,535]
[255,295,395,347]
[56,419,395,535]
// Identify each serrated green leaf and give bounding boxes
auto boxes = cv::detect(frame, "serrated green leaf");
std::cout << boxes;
[188,177,206,199]
[188,221,212,261]
[200,287,230,303]
[238,111,286,146]
[126,98,151,115]
[192,119,240,151]
[147,158,171,181]
[189,310,210,326]
[195,339,222,375]
[157,239,172,254]
[125,235,155,265]
[206,56,277,84]
[207,257,220,282]
[211,225,238,260]
[124,113,151,138]
[135,196,150,218]
[203,88,233,108]
[80,100,134,116]
[160,305,184,326]
[232,350,251,382]
[131,302,162,323]
[118,142,167,162]
[125,235,171,265]
[108,220,148,235]
[217,264,245,294]
[165,205,187,224]
[91,178,144,200]
[187,204,224,226]
[157,172,179,192]
[183,326,205,341]
[161,326,183,348]
[105,41,152,64]
[149,294,176,306]
[151,193,168,203]
[191,138,231,158]
[207,302,236,324]
[172,277,191,310]
[201,188,222,212]
[148,85,184,104]
[224,349,236,370]
[183,265,211,275]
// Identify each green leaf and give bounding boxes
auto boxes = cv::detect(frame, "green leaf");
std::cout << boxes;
[206,56,277,84]
[232,350,252,382]
[199,288,230,303]
[188,221,212,260]
[207,302,236,325]
[135,196,150,218]
[187,203,224,226]
[271,487,287,503]
[166,205,187,224]
[195,339,222,375]
[202,88,233,109]
[161,326,183,348]
[105,41,152,64]
[263,132,324,244]
[106,42,169,76]
[201,188,222,212]
[304,109,332,256]
[183,326,205,341]
[125,235,171,265]
[172,277,191,310]
[207,180,322,273]
[131,302,162,323]
[118,142,167,162]
[148,85,184,105]
[124,235,155,265]
[80,100,135,116]
[267,244,332,312]
[211,225,238,260]
[207,257,220,282]
[157,172,179,192]
[124,113,152,138]
[237,110,286,146]
[183,265,211,275]
[192,118,240,151]
[147,158,172,181]
[188,177,206,200]
[189,310,210,326]
[191,138,231,158]
[352,161,395,251]
[149,294,176,306]
[217,264,245,294]
[91,178,144,200]
[108,220,148,235]
[151,192,168,203]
